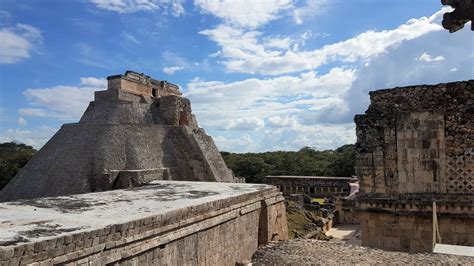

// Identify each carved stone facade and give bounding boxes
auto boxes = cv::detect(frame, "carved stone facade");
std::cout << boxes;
[106,71,182,98]
[355,80,474,252]
[262,176,355,198]
[0,71,239,202]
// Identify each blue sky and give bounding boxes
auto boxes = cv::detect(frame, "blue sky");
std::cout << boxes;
[0,0,473,152]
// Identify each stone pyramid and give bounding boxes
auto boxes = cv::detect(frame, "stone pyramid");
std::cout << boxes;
[0,71,239,202]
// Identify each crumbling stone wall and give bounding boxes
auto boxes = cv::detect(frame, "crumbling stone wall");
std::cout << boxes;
[355,80,474,252]
[107,71,182,98]
[355,80,474,195]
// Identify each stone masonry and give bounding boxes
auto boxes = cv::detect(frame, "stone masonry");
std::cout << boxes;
[0,71,240,202]
[0,181,288,265]
[262,175,354,198]
[354,80,474,252]
[441,0,474,32]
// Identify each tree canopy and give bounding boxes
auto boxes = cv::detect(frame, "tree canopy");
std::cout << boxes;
[221,144,356,183]
[0,142,36,190]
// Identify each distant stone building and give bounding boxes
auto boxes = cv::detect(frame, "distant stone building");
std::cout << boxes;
[262,175,356,198]
[355,80,474,252]
[0,71,239,202]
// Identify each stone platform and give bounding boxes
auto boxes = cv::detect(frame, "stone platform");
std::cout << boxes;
[0,181,288,265]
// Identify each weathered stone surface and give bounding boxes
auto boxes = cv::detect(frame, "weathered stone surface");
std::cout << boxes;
[0,71,239,202]
[252,239,474,265]
[441,0,474,32]
[354,80,474,252]
[0,181,288,265]
[262,175,354,197]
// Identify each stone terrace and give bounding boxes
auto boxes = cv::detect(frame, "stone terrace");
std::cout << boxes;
[0,181,287,265]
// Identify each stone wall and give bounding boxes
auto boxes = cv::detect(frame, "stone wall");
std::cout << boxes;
[108,77,153,97]
[262,176,353,197]
[107,71,182,98]
[360,213,474,253]
[355,80,474,252]
[335,199,359,225]
[0,181,288,265]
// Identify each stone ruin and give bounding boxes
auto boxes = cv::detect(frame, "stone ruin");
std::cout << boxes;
[0,181,288,265]
[262,175,355,198]
[0,71,240,202]
[441,0,474,32]
[355,80,474,252]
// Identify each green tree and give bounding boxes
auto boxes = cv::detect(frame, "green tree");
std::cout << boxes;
[221,144,356,183]
[0,142,36,190]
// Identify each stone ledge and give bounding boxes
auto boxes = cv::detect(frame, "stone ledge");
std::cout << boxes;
[0,181,287,265]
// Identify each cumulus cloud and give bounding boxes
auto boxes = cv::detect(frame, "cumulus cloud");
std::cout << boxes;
[186,67,355,128]
[89,0,185,16]
[188,8,474,152]
[266,115,298,128]
[18,77,106,121]
[0,126,58,149]
[201,9,446,75]
[258,124,356,151]
[194,0,294,28]
[163,66,184,75]
[0,23,42,64]
[338,25,474,124]
[225,117,265,131]
[416,52,445,62]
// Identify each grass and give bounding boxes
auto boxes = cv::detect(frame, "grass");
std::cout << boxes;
[311,198,326,204]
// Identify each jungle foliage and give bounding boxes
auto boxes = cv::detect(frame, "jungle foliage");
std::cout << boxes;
[221,144,356,183]
[0,142,36,190]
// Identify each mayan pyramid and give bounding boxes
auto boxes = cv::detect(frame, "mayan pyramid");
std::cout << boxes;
[0,71,238,202]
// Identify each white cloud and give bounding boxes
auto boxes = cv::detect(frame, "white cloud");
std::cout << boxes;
[89,0,185,16]
[194,0,294,28]
[267,115,298,128]
[259,124,356,151]
[18,117,27,126]
[0,23,42,64]
[0,126,57,149]
[201,9,446,75]
[339,24,474,124]
[214,134,254,152]
[18,78,105,121]
[292,0,326,25]
[163,66,184,75]
[225,117,265,131]
[416,52,445,62]
[449,68,458,72]
[185,68,356,134]
[79,77,107,87]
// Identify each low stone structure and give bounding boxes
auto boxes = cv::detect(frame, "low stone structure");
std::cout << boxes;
[0,71,239,202]
[355,80,474,252]
[335,198,359,225]
[0,181,288,265]
[262,175,354,198]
